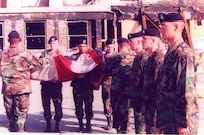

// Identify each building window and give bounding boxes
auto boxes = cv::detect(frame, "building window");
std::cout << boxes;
[101,20,121,50]
[0,22,3,49]
[68,21,88,48]
[25,22,45,50]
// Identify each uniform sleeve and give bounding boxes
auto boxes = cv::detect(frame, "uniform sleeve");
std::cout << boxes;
[154,51,164,82]
[102,54,122,75]
[175,53,195,128]
[26,51,52,67]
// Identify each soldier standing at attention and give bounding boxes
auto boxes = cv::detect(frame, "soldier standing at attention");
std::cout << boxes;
[101,39,116,130]
[40,36,63,132]
[1,30,51,132]
[128,31,149,134]
[155,12,199,135]
[104,38,134,134]
[70,38,94,133]
[141,28,165,134]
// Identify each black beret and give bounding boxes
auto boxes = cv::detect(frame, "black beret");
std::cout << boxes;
[158,13,184,23]
[77,38,87,45]
[117,38,129,44]
[8,30,21,41]
[142,28,160,38]
[105,39,115,45]
[48,36,58,44]
[127,31,143,40]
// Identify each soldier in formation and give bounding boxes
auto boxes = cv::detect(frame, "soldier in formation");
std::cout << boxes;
[103,38,134,134]
[155,12,199,135]
[101,39,116,130]
[40,36,63,132]
[141,28,165,133]
[70,38,95,133]
[128,31,149,134]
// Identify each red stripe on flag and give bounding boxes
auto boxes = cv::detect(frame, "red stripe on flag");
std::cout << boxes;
[86,50,102,64]
[54,55,78,82]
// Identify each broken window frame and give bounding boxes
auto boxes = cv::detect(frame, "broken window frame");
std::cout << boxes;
[0,22,3,50]
[67,20,89,48]
[25,21,46,50]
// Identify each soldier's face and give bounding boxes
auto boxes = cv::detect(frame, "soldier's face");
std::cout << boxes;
[142,36,153,50]
[105,44,115,54]
[78,44,89,53]
[49,40,59,50]
[161,22,175,40]
[129,37,142,51]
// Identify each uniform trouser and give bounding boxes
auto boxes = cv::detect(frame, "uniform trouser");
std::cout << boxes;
[144,102,155,133]
[73,86,94,120]
[102,85,112,118]
[132,97,146,134]
[3,93,30,131]
[111,94,129,132]
[41,84,63,122]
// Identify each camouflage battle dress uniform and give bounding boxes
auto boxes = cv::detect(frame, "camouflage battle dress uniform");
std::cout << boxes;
[40,49,63,131]
[102,52,117,128]
[104,51,134,133]
[131,49,149,134]
[156,39,199,134]
[1,46,48,132]
[70,49,94,132]
[142,49,164,133]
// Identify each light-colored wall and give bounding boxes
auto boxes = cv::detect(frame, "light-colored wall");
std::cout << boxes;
[190,20,204,52]
[121,20,141,38]
[190,20,204,37]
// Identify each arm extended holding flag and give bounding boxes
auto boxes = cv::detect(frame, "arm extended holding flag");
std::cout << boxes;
[30,48,105,88]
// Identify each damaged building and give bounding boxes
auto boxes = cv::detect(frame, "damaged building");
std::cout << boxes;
[0,0,203,54]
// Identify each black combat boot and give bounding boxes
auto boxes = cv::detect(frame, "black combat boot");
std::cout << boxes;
[78,118,84,132]
[44,120,52,132]
[9,124,16,132]
[54,121,61,132]
[103,117,112,130]
[86,119,92,133]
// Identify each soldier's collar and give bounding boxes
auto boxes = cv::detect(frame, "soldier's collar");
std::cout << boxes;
[169,38,183,52]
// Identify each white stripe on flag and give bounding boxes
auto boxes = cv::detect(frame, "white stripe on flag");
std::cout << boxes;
[70,53,97,73]
[30,59,58,82]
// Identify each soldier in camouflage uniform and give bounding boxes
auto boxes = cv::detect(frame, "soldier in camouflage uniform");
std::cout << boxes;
[141,28,165,134]
[128,31,149,134]
[103,38,134,134]
[155,13,199,135]
[1,31,51,132]
[40,36,63,132]
[70,38,94,133]
[101,39,116,130]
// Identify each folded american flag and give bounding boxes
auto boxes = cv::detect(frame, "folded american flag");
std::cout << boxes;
[30,49,104,89]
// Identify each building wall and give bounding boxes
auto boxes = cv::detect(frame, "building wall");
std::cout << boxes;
[1,0,204,55]
[121,20,141,38]
[190,20,204,52]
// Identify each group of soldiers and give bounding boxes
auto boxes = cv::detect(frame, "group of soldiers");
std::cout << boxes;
[101,12,199,135]
[0,11,199,135]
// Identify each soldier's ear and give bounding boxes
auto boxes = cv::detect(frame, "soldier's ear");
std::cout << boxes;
[151,38,155,43]
[174,24,179,31]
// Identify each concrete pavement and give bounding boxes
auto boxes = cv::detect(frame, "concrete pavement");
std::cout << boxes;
[0,81,121,134]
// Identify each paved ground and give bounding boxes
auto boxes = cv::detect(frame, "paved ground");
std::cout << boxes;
[0,81,122,135]
[0,66,203,135]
